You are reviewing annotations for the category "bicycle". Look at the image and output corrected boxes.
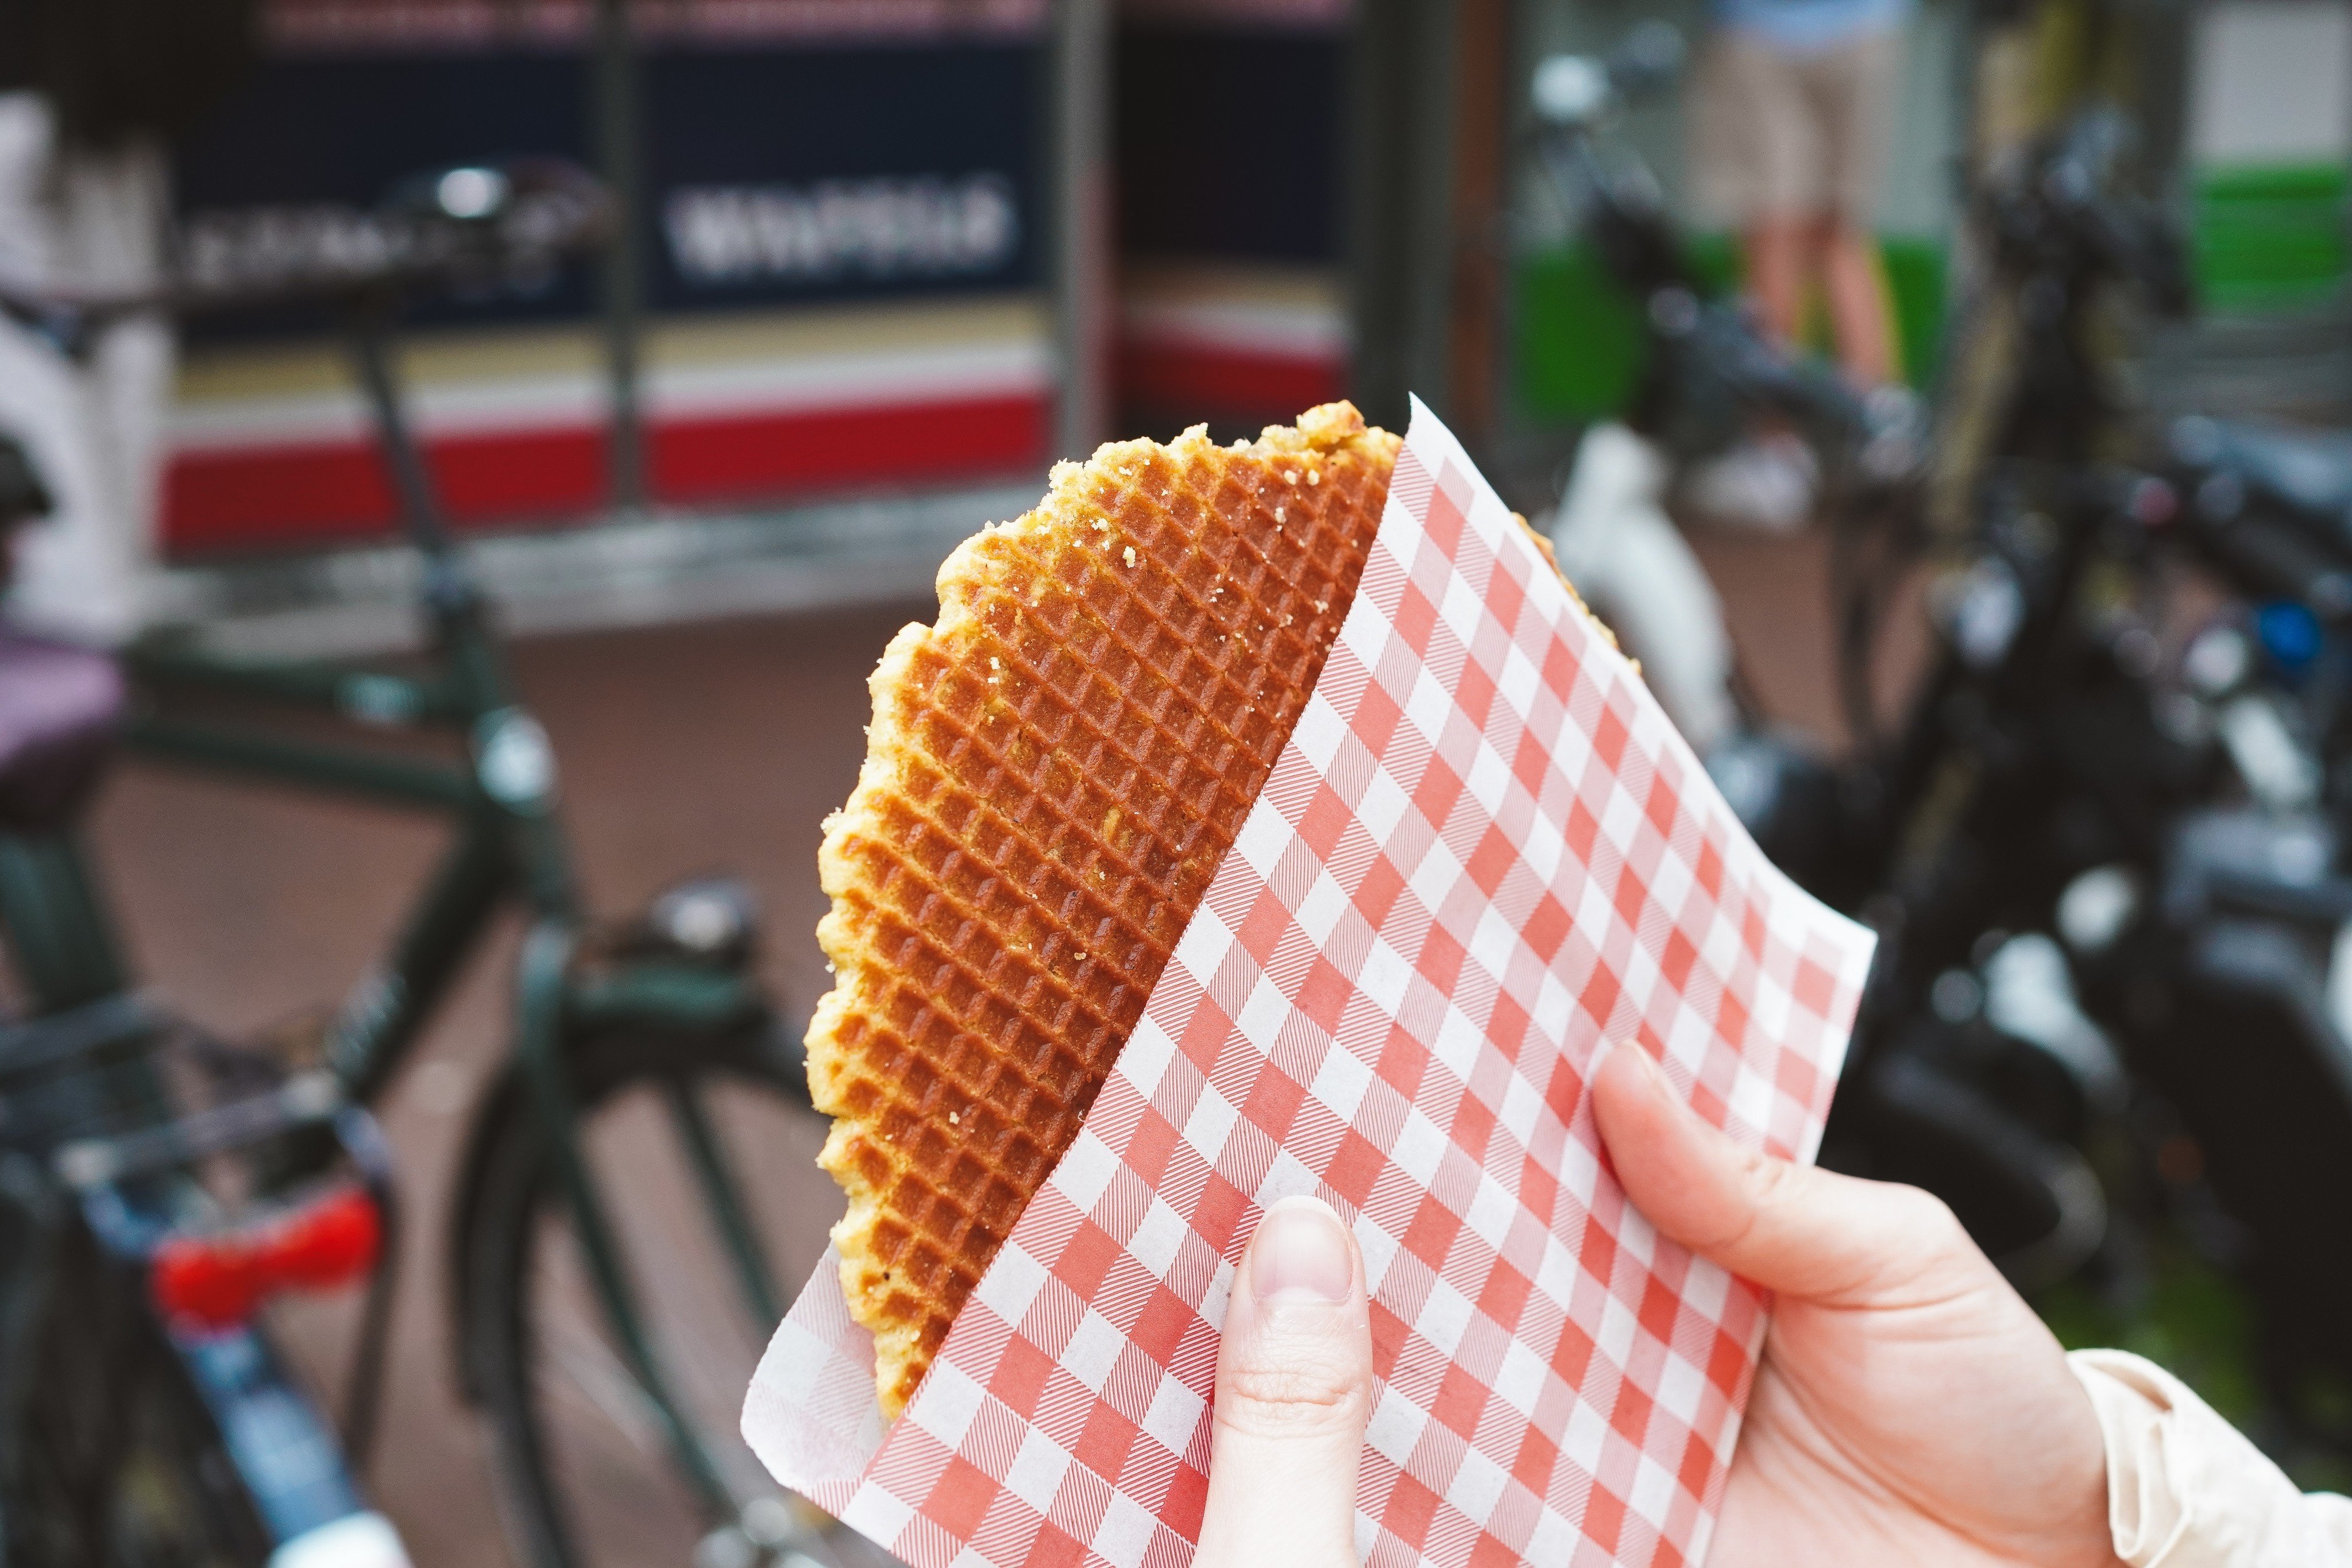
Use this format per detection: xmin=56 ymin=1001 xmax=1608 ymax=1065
xmin=0 ymin=427 xmax=410 ymax=1566
xmin=2 ymin=161 xmax=843 ymax=1568
xmin=1523 ymin=40 xmax=2220 ymax=1301
xmin=2 ymin=999 xmax=410 ymax=1567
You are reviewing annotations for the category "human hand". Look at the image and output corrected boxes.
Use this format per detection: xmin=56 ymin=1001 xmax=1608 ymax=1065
xmin=1592 ymin=1045 xmax=2122 ymax=1567
xmin=1192 ymin=1056 xmax=2123 ymax=1568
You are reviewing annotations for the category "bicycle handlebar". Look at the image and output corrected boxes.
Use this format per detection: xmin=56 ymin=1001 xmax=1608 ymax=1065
xmin=1666 ymin=298 xmax=1926 ymax=484
xmin=1982 ymin=110 xmax=2193 ymax=316
xmin=1687 ymin=306 xmax=1866 ymax=430
xmin=2191 ymin=506 xmax=2352 ymax=620
xmin=1530 ymin=23 xmax=1685 ymax=129
xmin=1530 ymin=32 xmax=1920 ymax=488
xmin=1533 ymin=127 xmax=1694 ymax=298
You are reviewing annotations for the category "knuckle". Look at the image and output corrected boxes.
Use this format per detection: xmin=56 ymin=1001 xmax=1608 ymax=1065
xmin=1216 ymin=1349 xmax=1369 ymax=1443
xmin=1734 ymin=1146 xmax=1807 ymax=1238
xmin=1742 ymin=1147 xmax=1800 ymax=1207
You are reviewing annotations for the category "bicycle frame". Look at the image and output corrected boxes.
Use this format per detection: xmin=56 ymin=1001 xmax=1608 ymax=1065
xmin=0 ymin=295 xmax=786 ymax=1535
xmin=126 ymin=575 xmax=578 ymax=1103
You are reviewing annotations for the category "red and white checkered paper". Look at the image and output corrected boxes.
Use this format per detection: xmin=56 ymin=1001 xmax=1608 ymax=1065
xmin=745 ymin=400 xmax=1874 ymax=1568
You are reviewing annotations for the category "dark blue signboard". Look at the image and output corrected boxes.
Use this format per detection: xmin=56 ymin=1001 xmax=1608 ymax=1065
xmin=175 ymin=40 xmax=1044 ymax=335
xmin=163 ymin=29 xmax=1053 ymax=549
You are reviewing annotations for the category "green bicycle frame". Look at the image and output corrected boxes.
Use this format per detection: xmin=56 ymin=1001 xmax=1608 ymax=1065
xmin=29 ymin=303 xmax=785 ymax=1534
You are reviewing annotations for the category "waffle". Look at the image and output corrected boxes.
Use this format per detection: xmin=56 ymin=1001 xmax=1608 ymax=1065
xmin=807 ymin=403 xmax=1400 ymax=1415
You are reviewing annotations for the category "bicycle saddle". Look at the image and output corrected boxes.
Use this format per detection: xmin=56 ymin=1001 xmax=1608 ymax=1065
xmin=0 ymin=635 xmax=124 ymax=831
xmin=2173 ymin=416 xmax=2352 ymax=543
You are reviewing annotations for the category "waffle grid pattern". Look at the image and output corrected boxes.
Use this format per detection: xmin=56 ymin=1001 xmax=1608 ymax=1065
xmin=750 ymin=401 xmax=1875 ymax=1567
xmin=808 ymin=410 xmax=1400 ymax=1414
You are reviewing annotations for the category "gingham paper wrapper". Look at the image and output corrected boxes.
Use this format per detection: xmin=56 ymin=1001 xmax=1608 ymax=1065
xmin=745 ymin=400 xmax=1875 ymax=1568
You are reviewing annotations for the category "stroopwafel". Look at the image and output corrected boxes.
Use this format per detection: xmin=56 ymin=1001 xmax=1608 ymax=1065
xmin=807 ymin=402 xmax=1399 ymax=1416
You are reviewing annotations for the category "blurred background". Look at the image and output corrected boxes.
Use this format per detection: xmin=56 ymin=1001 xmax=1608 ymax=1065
xmin=6 ymin=0 xmax=2352 ymax=1563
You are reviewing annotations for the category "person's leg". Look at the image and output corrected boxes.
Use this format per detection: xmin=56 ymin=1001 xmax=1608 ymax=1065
xmin=1744 ymin=215 xmax=1813 ymax=347
xmin=1820 ymin=218 xmax=1895 ymax=385
xmin=1692 ymin=30 xmax=1812 ymax=342
xmin=1813 ymin=27 xmax=1904 ymax=385
xmin=1684 ymin=32 xmax=1828 ymax=533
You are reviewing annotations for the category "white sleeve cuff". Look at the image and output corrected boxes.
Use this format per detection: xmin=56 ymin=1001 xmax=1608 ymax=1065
xmin=2069 ymin=1348 xmax=2352 ymax=1565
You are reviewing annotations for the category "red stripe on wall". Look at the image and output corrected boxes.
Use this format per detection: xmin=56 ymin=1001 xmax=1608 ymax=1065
xmin=165 ymin=428 xmax=611 ymax=554
xmin=1115 ymin=338 xmax=1345 ymax=420
xmin=163 ymin=393 xmax=1051 ymax=556
xmin=652 ymin=394 xmax=1045 ymax=505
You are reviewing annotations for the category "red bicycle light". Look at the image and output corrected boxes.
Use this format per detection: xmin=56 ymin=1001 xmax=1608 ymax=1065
xmin=268 ymin=1185 xmax=381 ymax=1290
xmin=150 ymin=1233 xmax=258 ymax=1329
xmin=151 ymin=1185 xmax=383 ymax=1331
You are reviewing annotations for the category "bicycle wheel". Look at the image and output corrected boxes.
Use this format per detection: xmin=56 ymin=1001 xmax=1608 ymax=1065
xmin=456 ymin=1025 xmax=874 ymax=1568
xmin=13 ymin=1216 xmax=271 ymax=1567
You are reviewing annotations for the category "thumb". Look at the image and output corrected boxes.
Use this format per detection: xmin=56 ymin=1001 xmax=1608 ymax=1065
xmin=1195 ymin=1195 xmax=1373 ymax=1568
xmin=1590 ymin=1044 xmax=1973 ymax=1305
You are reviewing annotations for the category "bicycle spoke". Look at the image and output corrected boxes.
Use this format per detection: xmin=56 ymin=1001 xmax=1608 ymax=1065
xmin=474 ymin=1042 xmax=857 ymax=1568
xmin=663 ymin=1076 xmax=784 ymax=1330
xmin=544 ymin=1309 xmax=669 ymax=1458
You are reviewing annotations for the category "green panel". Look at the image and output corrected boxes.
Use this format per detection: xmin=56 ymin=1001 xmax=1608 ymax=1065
xmin=1515 ymin=234 xmax=1947 ymax=421
xmin=1514 ymin=244 xmax=1650 ymax=420
xmin=2193 ymin=161 xmax=2350 ymax=311
xmin=1880 ymin=236 xmax=1947 ymax=389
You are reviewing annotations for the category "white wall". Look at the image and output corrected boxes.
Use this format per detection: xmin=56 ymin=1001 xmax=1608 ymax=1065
xmin=2188 ymin=0 xmax=2352 ymax=167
